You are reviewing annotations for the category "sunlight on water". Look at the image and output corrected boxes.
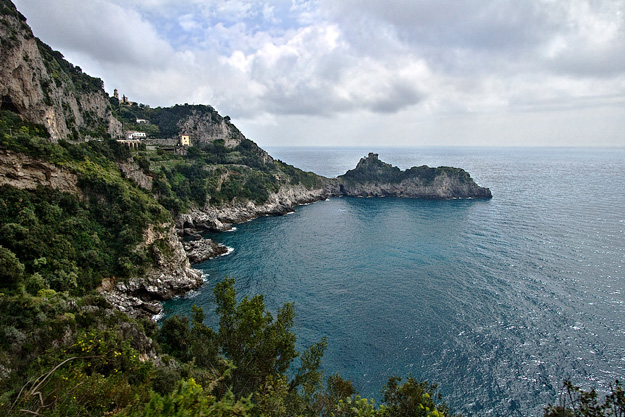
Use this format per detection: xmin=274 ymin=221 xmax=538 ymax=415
xmin=164 ymin=147 xmax=625 ymax=416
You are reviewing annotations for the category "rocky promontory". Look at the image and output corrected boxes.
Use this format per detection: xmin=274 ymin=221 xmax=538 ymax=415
xmin=99 ymin=223 xmax=203 ymax=318
xmin=337 ymin=153 xmax=492 ymax=199
xmin=177 ymin=183 xmax=336 ymax=232
xmin=177 ymin=153 xmax=491 ymax=234
xmin=183 ymin=238 xmax=230 ymax=264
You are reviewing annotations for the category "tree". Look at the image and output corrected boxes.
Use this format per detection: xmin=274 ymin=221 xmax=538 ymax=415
xmin=544 ymin=380 xmax=625 ymax=417
xmin=0 ymin=246 xmax=25 ymax=289
xmin=381 ymin=376 xmax=458 ymax=417
xmin=214 ymin=277 xmax=298 ymax=396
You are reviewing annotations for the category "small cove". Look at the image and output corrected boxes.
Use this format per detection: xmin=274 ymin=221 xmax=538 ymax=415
xmin=164 ymin=147 xmax=625 ymax=416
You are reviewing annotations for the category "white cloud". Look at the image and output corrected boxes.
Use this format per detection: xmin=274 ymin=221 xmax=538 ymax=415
xmin=11 ymin=0 xmax=625 ymax=147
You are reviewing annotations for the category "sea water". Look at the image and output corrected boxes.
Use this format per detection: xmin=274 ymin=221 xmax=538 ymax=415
xmin=163 ymin=147 xmax=625 ymax=416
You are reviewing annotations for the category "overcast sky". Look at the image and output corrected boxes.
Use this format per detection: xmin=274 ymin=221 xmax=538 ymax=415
xmin=13 ymin=0 xmax=625 ymax=147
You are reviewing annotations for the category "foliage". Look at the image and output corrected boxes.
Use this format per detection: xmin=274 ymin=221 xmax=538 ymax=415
xmin=214 ymin=277 xmax=298 ymax=396
xmin=0 ymin=110 xmax=50 ymax=141
xmin=340 ymin=154 xmax=472 ymax=186
xmin=544 ymin=380 xmax=625 ymax=417
xmin=109 ymin=102 xmax=243 ymax=140
xmin=0 ymin=246 xmax=24 ymax=289
xmin=381 ymin=376 xmax=457 ymax=417
xmin=0 ymin=135 xmax=171 ymax=294
xmin=36 ymin=39 xmax=104 ymax=95
xmin=137 ymin=378 xmax=253 ymax=417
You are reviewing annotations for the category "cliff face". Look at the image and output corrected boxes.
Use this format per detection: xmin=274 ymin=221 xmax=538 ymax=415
xmin=176 ymin=154 xmax=491 ymax=233
xmin=178 ymin=108 xmax=245 ymax=148
xmin=0 ymin=148 xmax=79 ymax=193
xmin=0 ymin=1 xmax=122 ymax=141
xmin=100 ymin=223 xmax=203 ymax=318
xmin=338 ymin=153 xmax=492 ymax=199
xmin=177 ymin=183 xmax=336 ymax=232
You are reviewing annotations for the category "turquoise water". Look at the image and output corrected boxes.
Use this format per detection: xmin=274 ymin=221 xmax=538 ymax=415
xmin=164 ymin=147 xmax=625 ymax=416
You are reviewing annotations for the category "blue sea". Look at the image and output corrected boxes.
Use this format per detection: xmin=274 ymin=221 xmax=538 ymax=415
xmin=163 ymin=147 xmax=625 ymax=416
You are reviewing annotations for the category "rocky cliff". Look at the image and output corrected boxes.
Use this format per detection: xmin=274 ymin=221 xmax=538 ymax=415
xmin=338 ymin=153 xmax=492 ymax=199
xmin=0 ymin=148 xmax=79 ymax=193
xmin=100 ymin=223 xmax=203 ymax=318
xmin=176 ymin=154 xmax=491 ymax=233
xmin=177 ymin=183 xmax=336 ymax=232
xmin=0 ymin=1 xmax=122 ymax=141
xmin=177 ymin=107 xmax=245 ymax=148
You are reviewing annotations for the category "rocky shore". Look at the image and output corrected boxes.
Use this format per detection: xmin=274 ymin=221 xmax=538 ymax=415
xmin=99 ymin=224 xmax=203 ymax=318
xmin=101 ymin=154 xmax=492 ymax=319
xmin=177 ymin=184 xmax=336 ymax=233
xmin=183 ymin=238 xmax=230 ymax=264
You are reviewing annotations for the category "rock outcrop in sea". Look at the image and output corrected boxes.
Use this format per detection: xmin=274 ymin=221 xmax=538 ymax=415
xmin=338 ymin=153 xmax=492 ymax=199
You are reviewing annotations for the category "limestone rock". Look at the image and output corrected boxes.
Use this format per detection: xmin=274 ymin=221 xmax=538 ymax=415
xmin=183 ymin=238 xmax=229 ymax=264
xmin=337 ymin=153 xmax=492 ymax=199
xmin=118 ymin=161 xmax=153 ymax=190
xmin=99 ymin=223 xmax=203 ymax=318
xmin=0 ymin=3 xmax=121 ymax=141
xmin=0 ymin=149 xmax=79 ymax=193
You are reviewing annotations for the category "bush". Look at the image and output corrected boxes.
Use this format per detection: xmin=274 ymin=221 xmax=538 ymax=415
xmin=0 ymin=246 xmax=24 ymax=289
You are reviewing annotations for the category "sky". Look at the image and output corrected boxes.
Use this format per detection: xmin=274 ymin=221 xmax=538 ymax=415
xmin=13 ymin=0 xmax=625 ymax=147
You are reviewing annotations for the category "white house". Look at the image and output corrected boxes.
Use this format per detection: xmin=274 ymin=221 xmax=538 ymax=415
xmin=127 ymin=131 xmax=147 ymax=140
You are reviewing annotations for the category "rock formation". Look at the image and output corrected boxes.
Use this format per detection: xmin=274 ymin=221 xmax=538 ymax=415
xmin=337 ymin=153 xmax=492 ymax=199
xmin=99 ymin=223 xmax=203 ymax=318
xmin=177 ymin=107 xmax=245 ymax=148
xmin=183 ymin=238 xmax=230 ymax=264
xmin=0 ymin=149 xmax=79 ymax=193
xmin=0 ymin=1 xmax=121 ymax=141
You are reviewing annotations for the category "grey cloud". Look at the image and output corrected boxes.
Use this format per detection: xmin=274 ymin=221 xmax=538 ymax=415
xmin=14 ymin=0 xmax=173 ymax=66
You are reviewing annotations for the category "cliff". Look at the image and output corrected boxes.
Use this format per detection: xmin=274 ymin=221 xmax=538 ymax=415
xmin=176 ymin=154 xmax=491 ymax=234
xmin=177 ymin=183 xmax=336 ymax=232
xmin=337 ymin=153 xmax=492 ymax=199
xmin=177 ymin=106 xmax=246 ymax=148
xmin=0 ymin=0 xmax=122 ymax=141
xmin=100 ymin=223 xmax=203 ymax=318
xmin=0 ymin=148 xmax=79 ymax=193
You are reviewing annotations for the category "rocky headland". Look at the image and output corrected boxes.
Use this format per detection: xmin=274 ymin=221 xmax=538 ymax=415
xmin=176 ymin=153 xmax=491 ymax=235
xmin=338 ymin=153 xmax=492 ymax=199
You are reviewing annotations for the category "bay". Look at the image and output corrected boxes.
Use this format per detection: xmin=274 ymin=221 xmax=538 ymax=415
xmin=164 ymin=146 xmax=625 ymax=416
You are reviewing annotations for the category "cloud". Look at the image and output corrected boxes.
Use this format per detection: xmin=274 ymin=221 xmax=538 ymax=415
xmin=11 ymin=0 xmax=625 ymax=146
xmin=15 ymin=0 xmax=174 ymax=66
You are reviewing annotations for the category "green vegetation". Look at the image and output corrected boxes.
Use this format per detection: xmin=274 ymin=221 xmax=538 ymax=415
xmin=36 ymin=39 xmax=104 ymax=96
xmin=1 ymin=278 xmax=459 ymax=416
xmin=110 ymin=102 xmax=245 ymax=140
xmin=0 ymin=109 xmax=49 ymax=141
xmin=0 ymin=126 xmax=170 ymax=294
xmin=340 ymin=153 xmax=472 ymax=186
xmin=0 ymin=0 xmax=31 ymax=47
xmin=544 ymin=381 xmax=625 ymax=417
xmin=140 ymin=137 xmax=323 ymax=212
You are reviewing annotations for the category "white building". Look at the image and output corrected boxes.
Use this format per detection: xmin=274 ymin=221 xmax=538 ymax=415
xmin=127 ymin=131 xmax=147 ymax=140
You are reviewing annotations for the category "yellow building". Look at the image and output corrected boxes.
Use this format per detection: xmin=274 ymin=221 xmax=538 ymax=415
xmin=180 ymin=135 xmax=190 ymax=146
